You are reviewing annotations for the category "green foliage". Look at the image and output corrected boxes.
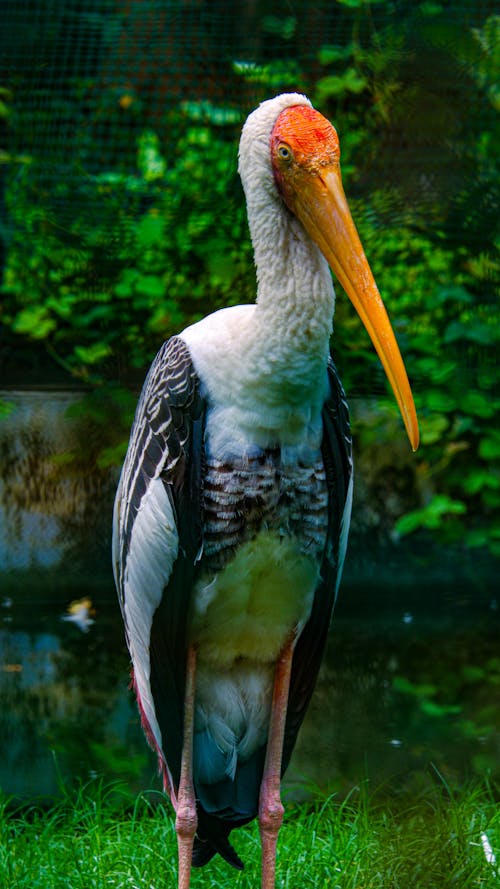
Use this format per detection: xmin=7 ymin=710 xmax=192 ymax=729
xmin=1 ymin=4 xmax=498 ymax=556
xmin=1 ymin=107 xmax=253 ymax=383
xmin=0 ymin=87 xmax=13 ymax=120
xmin=314 ymin=8 xmax=499 ymax=557
xmin=471 ymin=15 xmax=500 ymax=110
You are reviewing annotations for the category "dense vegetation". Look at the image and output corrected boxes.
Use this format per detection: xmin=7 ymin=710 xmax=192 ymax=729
xmin=0 ymin=1 xmax=498 ymax=554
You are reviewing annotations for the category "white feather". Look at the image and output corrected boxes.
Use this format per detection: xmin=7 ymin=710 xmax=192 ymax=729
xmin=194 ymin=662 xmax=273 ymax=781
xmin=181 ymin=96 xmax=336 ymax=455
xmin=122 ymin=477 xmax=178 ymax=751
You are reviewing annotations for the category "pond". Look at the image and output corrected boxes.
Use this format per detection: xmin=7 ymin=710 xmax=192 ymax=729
xmin=0 ymin=574 xmax=498 ymax=803
xmin=0 ymin=389 xmax=498 ymax=803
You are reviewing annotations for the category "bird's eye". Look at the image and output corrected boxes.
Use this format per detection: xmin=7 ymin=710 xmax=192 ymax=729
xmin=278 ymin=144 xmax=292 ymax=161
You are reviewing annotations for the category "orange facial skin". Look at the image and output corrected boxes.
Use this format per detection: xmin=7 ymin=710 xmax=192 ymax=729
xmin=271 ymin=106 xmax=340 ymax=208
xmin=272 ymin=105 xmax=340 ymax=168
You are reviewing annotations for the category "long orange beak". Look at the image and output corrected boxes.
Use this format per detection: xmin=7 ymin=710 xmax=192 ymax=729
xmin=291 ymin=163 xmax=419 ymax=451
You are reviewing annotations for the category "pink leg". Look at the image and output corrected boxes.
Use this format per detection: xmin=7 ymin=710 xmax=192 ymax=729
xmin=175 ymin=644 xmax=198 ymax=889
xmin=259 ymin=633 xmax=296 ymax=889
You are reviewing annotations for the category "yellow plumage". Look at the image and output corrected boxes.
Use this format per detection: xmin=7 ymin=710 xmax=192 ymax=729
xmin=190 ymin=531 xmax=318 ymax=667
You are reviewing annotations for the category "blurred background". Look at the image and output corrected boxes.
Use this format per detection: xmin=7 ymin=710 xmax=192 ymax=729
xmin=0 ymin=0 xmax=498 ymax=803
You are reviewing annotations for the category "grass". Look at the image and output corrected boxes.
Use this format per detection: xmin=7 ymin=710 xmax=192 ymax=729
xmin=0 ymin=778 xmax=498 ymax=888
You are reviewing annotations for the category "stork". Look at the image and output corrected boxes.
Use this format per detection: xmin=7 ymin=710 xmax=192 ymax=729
xmin=112 ymin=93 xmax=419 ymax=889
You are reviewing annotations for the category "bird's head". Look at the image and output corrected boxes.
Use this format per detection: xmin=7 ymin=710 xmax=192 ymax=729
xmin=239 ymin=94 xmax=419 ymax=451
xmin=268 ymin=100 xmax=419 ymax=451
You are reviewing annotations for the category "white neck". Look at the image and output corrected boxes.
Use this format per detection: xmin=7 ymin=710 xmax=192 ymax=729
xmin=251 ymin=194 xmax=335 ymax=351
xmin=239 ymin=95 xmax=335 ymax=403
xmin=182 ymin=94 xmax=337 ymax=453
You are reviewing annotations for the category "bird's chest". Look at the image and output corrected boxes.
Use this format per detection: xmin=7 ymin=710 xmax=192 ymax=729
xmin=189 ymin=444 xmax=328 ymax=666
xmin=202 ymin=447 xmax=328 ymax=572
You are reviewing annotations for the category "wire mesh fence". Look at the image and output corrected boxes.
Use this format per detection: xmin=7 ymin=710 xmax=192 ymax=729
xmin=0 ymin=0 xmax=498 ymax=479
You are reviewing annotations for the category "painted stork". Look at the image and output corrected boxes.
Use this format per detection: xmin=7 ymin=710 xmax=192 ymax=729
xmin=112 ymin=93 xmax=419 ymax=888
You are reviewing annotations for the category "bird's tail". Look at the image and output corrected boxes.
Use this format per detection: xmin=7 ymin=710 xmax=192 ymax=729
xmin=192 ymin=810 xmax=245 ymax=871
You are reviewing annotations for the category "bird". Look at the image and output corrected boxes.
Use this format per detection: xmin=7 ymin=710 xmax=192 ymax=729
xmin=112 ymin=92 xmax=419 ymax=889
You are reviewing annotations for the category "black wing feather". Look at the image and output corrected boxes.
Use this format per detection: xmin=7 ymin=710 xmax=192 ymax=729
xmin=149 ymin=396 xmax=205 ymax=788
xmin=114 ymin=335 xmax=205 ymax=785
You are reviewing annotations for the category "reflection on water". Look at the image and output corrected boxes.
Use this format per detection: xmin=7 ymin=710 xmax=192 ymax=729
xmin=0 ymin=580 xmax=498 ymax=802
xmin=0 ymin=593 xmax=149 ymax=800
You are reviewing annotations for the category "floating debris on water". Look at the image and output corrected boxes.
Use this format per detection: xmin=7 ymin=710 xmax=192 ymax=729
xmin=61 ymin=597 xmax=95 ymax=633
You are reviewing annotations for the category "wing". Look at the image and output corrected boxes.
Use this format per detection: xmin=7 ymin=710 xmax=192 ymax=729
xmin=282 ymin=357 xmax=353 ymax=773
xmin=112 ymin=335 xmax=205 ymax=787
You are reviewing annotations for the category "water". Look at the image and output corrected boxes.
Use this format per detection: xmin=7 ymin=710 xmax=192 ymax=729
xmin=0 ymin=389 xmax=498 ymax=801
xmin=0 ymin=577 xmax=498 ymax=802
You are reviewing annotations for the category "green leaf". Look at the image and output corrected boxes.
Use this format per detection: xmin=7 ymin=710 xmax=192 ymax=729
xmin=419 ymin=2 xmax=444 ymax=15
xmin=180 ymin=100 xmax=242 ymax=126
xmin=316 ymin=68 xmax=368 ymax=100
xmin=460 ymin=391 xmax=496 ymax=419
xmin=318 ymin=44 xmax=355 ymax=66
xmin=13 ymin=306 xmax=56 ymax=339
xmin=420 ymin=413 xmax=449 ymax=445
xmin=392 ymin=677 xmax=437 ymax=697
xmin=392 ymin=676 xmax=417 ymax=695
xmin=479 ymin=432 xmax=500 ymax=460
xmin=137 ymin=131 xmax=166 ymax=181
xmin=444 ymin=319 xmax=497 ymax=345
xmin=414 ymin=357 xmax=455 ymax=383
xmin=395 ymin=495 xmax=467 ymax=536
xmin=422 ymin=390 xmax=457 ymax=413
xmin=73 ymin=305 xmax=113 ymax=328
xmin=420 ymin=700 xmax=461 ymax=717
xmin=462 ymin=469 xmax=500 ymax=495
xmin=73 ymin=342 xmax=112 ymax=365
xmin=136 ymin=214 xmax=166 ymax=248
xmin=114 ymin=269 xmax=139 ymax=299
xmin=135 ymin=275 xmax=166 ymax=299
xmin=261 ymin=15 xmax=297 ymax=40
xmin=46 ymin=293 xmax=78 ymax=319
